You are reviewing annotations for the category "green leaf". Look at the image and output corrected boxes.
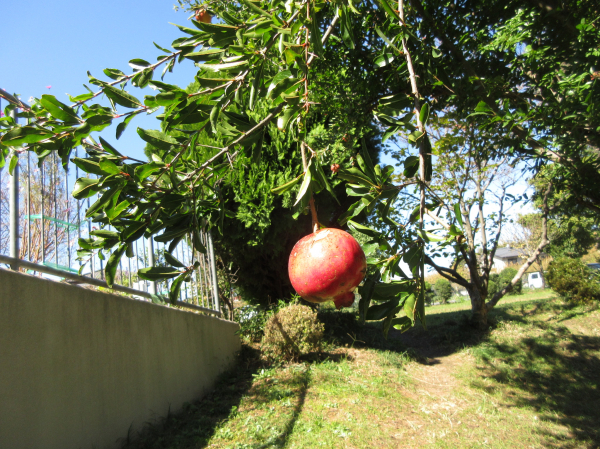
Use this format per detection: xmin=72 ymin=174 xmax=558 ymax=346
xmin=277 ymin=105 xmax=302 ymax=131
xmin=164 ymin=251 xmax=185 ymax=268
xmin=309 ymin=12 xmax=323 ymax=57
xmin=392 ymin=316 xmax=412 ymax=332
xmin=294 ymin=166 xmax=312 ymax=206
xmin=105 ymin=243 xmax=127 ymax=288
xmin=169 ymin=274 xmax=186 ymax=305
xmin=134 ymin=161 xmax=166 ymax=181
xmin=347 ymin=220 xmax=381 ymax=238
xmin=137 ymin=128 xmax=179 ymax=151
xmin=337 ymin=200 xmax=366 ymax=226
xmin=454 ymin=203 xmax=463 ymax=229
xmin=90 ymin=229 xmax=120 ymax=239
xmin=138 ymin=266 xmax=182 ymax=281
xmin=129 ymin=58 xmax=151 ymax=70
xmin=419 ymin=103 xmax=430 ymax=126
xmin=86 ymin=114 xmax=113 ymax=132
xmin=0 ymin=126 xmax=52 ymax=147
xmin=103 ymin=85 xmax=143 ymax=109
xmin=314 ymin=163 xmax=339 ymax=205
xmin=185 ymin=49 xmax=227 ymax=62
xmin=271 ymin=173 xmax=303 ymax=194
xmin=85 ymin=186 xmax=121 ymax=218
xmin=403 ymin=156 xmax=419 ymax=178
xmin=99 ymin=137 xmax=123 ymax=157
xmin=403 ymin=293 xmax=417 ymax=322
xmin=249 ymin=62 xmax=264 ymax=110
xmin=202 ymin=60 xmax=249 ymax=72
xmin=116 ymin=113 xmax=136 ymax=140
xmin=374 ymin=26 xmax=402 ymax=54
xmin=336 ymin=167 xmax=376 ymax=187
xmin=72 ymin=177 xmax=100 ymax=199
xmin=192 ymin=230 xmax=207 ymax=254
xmin=366 ymin=299 xmax=399 ymax=321
xmin=358 ymin=272 xmax=380 ymax=325
xmin=374 ymin=52 xmax=395 ymax=68
xmin=339 ymin=4 xmax=355 ymax=50
xmin=71 ymin=158 xmax=107 ymax=176
xmin=99 ymin=159 xmax=121 ymax=175
xmin=373 ymin=281 xmax=413 ymax=299
xmin=8 ymin=153 xmax=18 ymax=175
xmin=121 ymin=221 xmax=147 ymax=243
xmin=240 ymin=0 xmax=272 ymax=18
xmin=357 ymin=142 xmax=377 ymax=183
xmin=104 ymin=68 xmax=126 ymax=80
xmin=40 ymin=95 xmax=80 ymax=124
xmin=107 ymin=199 xmax=130 ymax=221
xmin=376 ymin=0 xmax=400 ymax=20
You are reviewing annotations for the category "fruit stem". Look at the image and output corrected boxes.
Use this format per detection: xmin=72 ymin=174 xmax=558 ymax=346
xmin=300 ymin=141 xmax=320 ymax=233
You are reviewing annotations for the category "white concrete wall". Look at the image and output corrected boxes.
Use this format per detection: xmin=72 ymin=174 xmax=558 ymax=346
xmin=0 ymin=268 xmax=240 ymax=449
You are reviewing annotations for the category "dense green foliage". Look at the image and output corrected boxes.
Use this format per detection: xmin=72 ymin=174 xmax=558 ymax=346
xmin=498 ymin=267 xmax=523 ymax=296
xmin=433 ymin=278 xmax=452 ymax=304
xmin=1 ymin=0 xmax=598 ymax=329
xmin=261 ymin=303 xmax=324 ymax=361
xmin=547 ymin=257 xmax=600 ymax=303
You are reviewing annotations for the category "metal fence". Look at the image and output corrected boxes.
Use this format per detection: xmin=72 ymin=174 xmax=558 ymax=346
xmin=0 ymin=110 xmax=221 ymax=316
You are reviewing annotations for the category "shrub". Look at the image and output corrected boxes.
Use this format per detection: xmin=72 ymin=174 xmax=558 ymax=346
xmin=424 ymin=281 xmax=435 ymax=305
xmin=433 ymin=278 xmax=453 ymax=304
xmin=546 ymin=257 xmax=600 ymax=303
xmin=235 ymin=304 xmax=269 ymax=343
xmin=488 ymin=280 xmax=498 ymax=298
xmin=261 ymin=304 xmax=324 ymax=362
xmin=498 ymin=267 xmax=522 ymax=295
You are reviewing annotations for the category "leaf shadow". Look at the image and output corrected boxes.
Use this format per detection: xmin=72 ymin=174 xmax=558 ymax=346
xmin=473 ymin=328 xmax=600 ymax=447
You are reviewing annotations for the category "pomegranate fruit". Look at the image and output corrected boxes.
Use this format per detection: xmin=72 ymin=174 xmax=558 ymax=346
xmin=195 ymin=9 xmax=212 ymax=23
xmin=288 ymin=228 xmax=367 ymax=309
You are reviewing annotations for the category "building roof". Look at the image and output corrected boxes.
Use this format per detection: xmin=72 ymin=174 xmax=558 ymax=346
xmin=494 ymin=247 xmax=524 ymax=259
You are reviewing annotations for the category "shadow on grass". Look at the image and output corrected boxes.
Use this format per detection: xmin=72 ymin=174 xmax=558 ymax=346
xmin=472 ymin=325 xmax=600 ymax=448
xmin=120 ymin=343 xmax=348 ymax=448
xmin=251 ymin=367 xmax=311 ymax=449
xmin=120 ymin=345 xmax=263 ymax=449
xmin=317 ymin=298 xmax=597 ymax=365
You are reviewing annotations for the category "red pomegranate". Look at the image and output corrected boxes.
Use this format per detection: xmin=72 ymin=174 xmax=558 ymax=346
xmin=195 ymin=9 xmax=212 ymax=23
xmin=288 ymin=228 xmax=367 ymax=309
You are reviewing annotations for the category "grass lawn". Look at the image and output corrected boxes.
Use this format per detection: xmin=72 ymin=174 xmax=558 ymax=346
xmin=123 ymin=290 xmax=600 ymax=449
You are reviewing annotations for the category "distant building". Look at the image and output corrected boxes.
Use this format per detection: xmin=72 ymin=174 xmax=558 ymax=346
xmin=492 ymin=247 xmax=525 ymax=271
xmin=492 ymin=247 xmax=548 ymax=289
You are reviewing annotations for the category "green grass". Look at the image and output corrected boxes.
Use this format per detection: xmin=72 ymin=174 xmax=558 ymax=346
xmin=122 ymin=291 xmax=600 ymax=449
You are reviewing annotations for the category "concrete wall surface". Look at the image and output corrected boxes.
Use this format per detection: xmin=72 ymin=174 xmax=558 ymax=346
xmin=0 ymin=268 xmax=240 ymax=449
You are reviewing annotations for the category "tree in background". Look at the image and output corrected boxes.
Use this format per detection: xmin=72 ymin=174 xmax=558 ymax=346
xmin=0 ymin=156 xmax=78 ymax=268
xmin=398 ymin=115 xmax=550 ymax=327
xmin=433 ymin=278 xmax=452 ymax=304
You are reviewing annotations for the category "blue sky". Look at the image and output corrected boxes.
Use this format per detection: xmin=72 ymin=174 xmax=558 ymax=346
xmin=2 ymin=0 xmax=199 ymax=161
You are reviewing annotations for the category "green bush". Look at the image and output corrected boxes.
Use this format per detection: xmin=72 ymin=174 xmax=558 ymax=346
xmin=235 ymin=304 xmax=270 ymax=343
xmin=424 ymin=281 xmax=435 ymax=305
xmin=498 ymin=267 xmax=522 ymax=295
xmin=433 ymin=278 xmax=453 ymax=304
xmin=488 ymin=280 xmax=498 ymax=298
xmin=261 ymin=304 xmax=325 ymax=362
xmin=546 ymin=257 xmax=600 ymax=303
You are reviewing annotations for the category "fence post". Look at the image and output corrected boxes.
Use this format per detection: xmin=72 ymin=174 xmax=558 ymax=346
xmin=207 ymin=230 xmax=220 ymax=314
xmin=147 ymin=237 xmax=157 ymax=295
xmin=9 ymin=109 xmax=19 ymax=270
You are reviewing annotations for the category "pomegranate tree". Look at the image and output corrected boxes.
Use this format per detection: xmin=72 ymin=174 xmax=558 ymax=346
xmin=288 ymin=228 xmax=367 ymax=309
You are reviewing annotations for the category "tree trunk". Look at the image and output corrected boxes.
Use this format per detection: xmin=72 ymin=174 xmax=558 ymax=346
xmin=468 ymin=288 xmax=489 ymax=329
xmin=536 ymin=256 xmax=547 ymax=289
